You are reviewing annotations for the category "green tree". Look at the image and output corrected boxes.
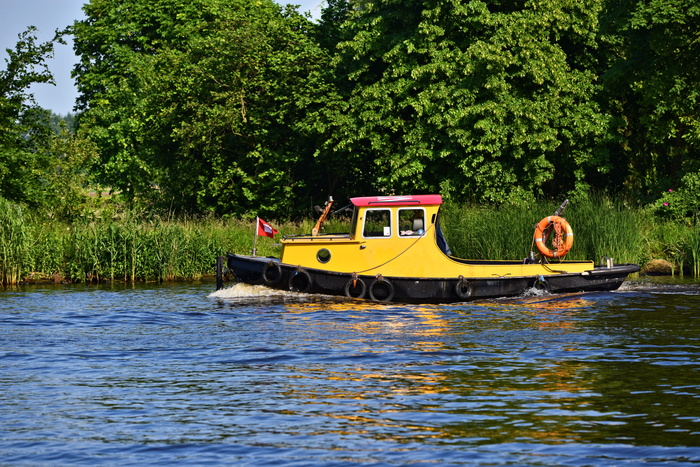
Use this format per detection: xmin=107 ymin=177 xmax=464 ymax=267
xmin=319 ymin=0 xmax=614 ymax=203
xmin=73 ymin=0 xmax=333 ymax=216
xmin=601 ymin=0 xmax=700 ymax=200
xmin=314 ymin=0 xmax=353 ymax=52
xmin=72 ymin=0 xmax=212 ymax=203
xmin=41 ymin=124 xmax=100 ymax=220
xmin=49 ymin=111 xmax=76 ymax=134
xmin=0 ymin=27 xmax=62 ymax=205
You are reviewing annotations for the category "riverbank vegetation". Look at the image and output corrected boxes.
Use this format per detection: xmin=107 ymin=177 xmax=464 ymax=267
xmin=2 ymin=195 xmax=699 ymax=285
xmin=1 ymin=0 xmax=699 ymax=283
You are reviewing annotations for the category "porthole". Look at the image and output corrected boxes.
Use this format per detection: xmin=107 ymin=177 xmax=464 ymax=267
xmin=317 ymin=248 xmax=331 ymax=263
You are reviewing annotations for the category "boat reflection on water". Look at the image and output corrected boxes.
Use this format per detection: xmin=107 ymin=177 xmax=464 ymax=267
xmin=211 ymin=282 xmax=596 ymax=333
xmin=207 ymin=283 xmax=700 ymax=449
xmin=211 ymin=282 xmax=603 ymax=440
xmin=211 ymin=285 xmax=612 ymax=444
xmin=495 ymin=293 xmax=596 ymax=331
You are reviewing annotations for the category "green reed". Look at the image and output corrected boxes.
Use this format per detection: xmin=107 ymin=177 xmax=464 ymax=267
xmin=561 ymin=194 xmax=650 ymax=265
xmin=440 ymin=201 xmax=538 ymax=261
xmin=689 ymin=222 xmax=700 ymax=277
xmin=2 ymin=207 xmax=278 ymax=284
xmin=0 ymin=197 xmax=28 ymax=285
xmin=655 ymin=219 xmax=700 ymax=276
xmin=441 ymin=195 xmax=650 ymax=266
xmin=4 ymin=194 xmax=700 ymax=284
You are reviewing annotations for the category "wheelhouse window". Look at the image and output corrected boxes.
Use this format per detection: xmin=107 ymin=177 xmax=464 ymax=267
xmin=399 ymin=208 xmax=426 ymax=237
xmin=363 ymin=209 xmax=392 ymax=238
xmin=350 ymin=206 xmax=358 ymax=238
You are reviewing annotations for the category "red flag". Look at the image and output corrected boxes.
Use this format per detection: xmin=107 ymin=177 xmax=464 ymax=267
xmin=257 ymin=217 xmax=278 ymax=238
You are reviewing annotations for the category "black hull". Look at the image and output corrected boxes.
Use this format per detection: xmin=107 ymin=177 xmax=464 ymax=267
xmin=221 ymin=254 xmax=640 ymax=303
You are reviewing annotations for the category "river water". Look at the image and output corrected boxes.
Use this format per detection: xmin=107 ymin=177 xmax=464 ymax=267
xmin=2 ymin=279 xmax=700 ymax=465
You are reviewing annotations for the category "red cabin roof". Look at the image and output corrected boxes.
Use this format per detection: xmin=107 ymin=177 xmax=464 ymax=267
xmin=350 ymin=195 xmax=443 ymax=207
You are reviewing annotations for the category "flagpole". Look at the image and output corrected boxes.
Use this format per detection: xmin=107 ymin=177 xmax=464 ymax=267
xmin=252 ymin=216 xmax=259 ymax=256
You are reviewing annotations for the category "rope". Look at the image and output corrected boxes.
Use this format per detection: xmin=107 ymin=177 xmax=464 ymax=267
xmin=541 ymin=262 xmax=569 ymax=274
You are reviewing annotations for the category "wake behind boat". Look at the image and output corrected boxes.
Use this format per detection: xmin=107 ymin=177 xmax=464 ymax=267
xmin=216 ymin=195 xmax=639 ymax=303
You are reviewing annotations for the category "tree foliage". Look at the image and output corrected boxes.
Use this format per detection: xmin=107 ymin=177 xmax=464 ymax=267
xmin=72 ymin=0 xmax=334 ymax=216
xmin=68 ymin=0 xmax=700 ymax=217
xmin=317 ymin=0 xmax=614 ymax=203
xmin=0 ymin=27 xmax=64 ymax=206
xmin=601 ymin=0 xmax=700 ymax=199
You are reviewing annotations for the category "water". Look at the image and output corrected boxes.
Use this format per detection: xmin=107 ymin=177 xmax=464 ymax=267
xmin=2 ymin=279 xmax=700 ymax=465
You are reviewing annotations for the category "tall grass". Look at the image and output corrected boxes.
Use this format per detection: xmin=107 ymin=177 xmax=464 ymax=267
xmin=688 ymin=222 xmax=700 ymax=277
xmin=651 ymin=218 xmax=700 ymax=276
xmin=0 ymin=197 xmax=28 ymax=284
xmin=561 ymin=194 xmax=650 ymax=265
xmin=3 ymin=194 xmax=700 ymax=284
xmin=2 ymin=205 xmax=281 ymax=284
xmin=440 ymin=201 xmax=538 ymax=261
xmin=441 ymin=195 xmax=651 ymax=266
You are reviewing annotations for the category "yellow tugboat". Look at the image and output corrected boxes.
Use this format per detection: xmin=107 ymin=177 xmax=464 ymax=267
xmin=218 ymin=195 xmax=639 ymax=303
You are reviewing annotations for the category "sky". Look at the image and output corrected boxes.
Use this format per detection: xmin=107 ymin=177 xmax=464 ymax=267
xmin=0 ymin=0 xmax=323 ymax=116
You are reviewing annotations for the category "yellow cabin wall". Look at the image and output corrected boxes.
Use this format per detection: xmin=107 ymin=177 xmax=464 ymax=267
xmin=280 ymin=204 xmax=594 ymax=278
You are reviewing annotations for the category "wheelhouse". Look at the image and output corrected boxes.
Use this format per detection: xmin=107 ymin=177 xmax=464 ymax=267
xmin=349 ymin=195 xmax=443 ymax=241
xmin=279 ymin=195 xmax=451 ymax=274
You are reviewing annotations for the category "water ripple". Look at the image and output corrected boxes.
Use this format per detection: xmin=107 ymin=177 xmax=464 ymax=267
xmin=2 ymin=282 xmax=700 ymax=464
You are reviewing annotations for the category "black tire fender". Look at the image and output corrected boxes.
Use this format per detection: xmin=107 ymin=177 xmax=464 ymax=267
xmin=368 ymin=277 xmax=395 ymax=302
xmin=261 ymin=261 xmax=283 ymax=286
xmin=288 ymin=268 xmax=313 ymax=293
xmin=455 ymin=275 xmax=472 ymax=300
xmin=344 ymin=278 xmax=366 ymax=299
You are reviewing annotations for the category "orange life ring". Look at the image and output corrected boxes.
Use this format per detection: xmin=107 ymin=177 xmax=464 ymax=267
xmin=533 ymin=216 xmax=574 ymax=259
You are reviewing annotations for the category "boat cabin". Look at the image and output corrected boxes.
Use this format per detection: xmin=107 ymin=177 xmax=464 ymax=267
xmin=280 ymin=195 xmax=447 ymax=276
xmin=280 ymin=194 xmax=594 ymax=279
xmin=348 ymin=194 xmax=442 ymax=237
